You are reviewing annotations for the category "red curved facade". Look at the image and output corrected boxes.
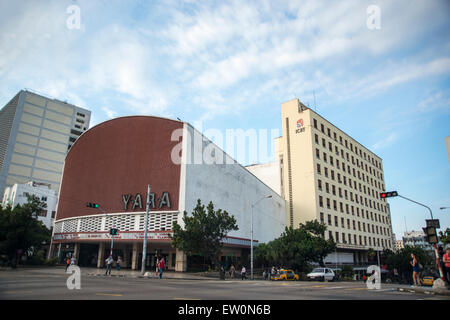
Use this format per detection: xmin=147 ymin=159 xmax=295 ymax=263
xmin=56 ymin=116 xmax=183 ymax=220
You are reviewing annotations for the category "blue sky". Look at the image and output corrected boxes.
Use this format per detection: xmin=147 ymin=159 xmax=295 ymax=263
xmin=0 ymin=0 xmax=449 ymax=239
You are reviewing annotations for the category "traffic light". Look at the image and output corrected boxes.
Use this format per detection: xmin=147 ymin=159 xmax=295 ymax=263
xmin=110 ymin=228 xmax=118 ymax=236
xmin=380 ymin=191 xmax=398 ymax=199
xmin=422 ymin=226 xmax=438 ymax=244
xmin=86 ymin=203 xmax=99 ymax=208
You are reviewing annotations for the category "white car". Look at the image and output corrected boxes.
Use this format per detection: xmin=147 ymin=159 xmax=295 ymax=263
xmin=307 ymin=268 xmax=335 ymax=281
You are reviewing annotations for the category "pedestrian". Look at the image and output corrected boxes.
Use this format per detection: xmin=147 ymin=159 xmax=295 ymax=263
xmin=229 ymin=264 xmax=235 ymax=279
xmin=105 ymin=255 xmax=114 ymax=276
xmin=70 ymin=256 xmax=76 ymax=266
xmin=241 ymin=266 xmax=247 ymax=280
xmin=263 ymin=269 xmax=266 ymax=280
xmin=443 ymin=247 xmax=450 ymax=284
xmin=65 ymin=257 xmax=71 ymax=272
xmin=158 ymin=257 xmax=165 ymax=279
xmin=410 ymin=253 xmax=422 ymax=287
xmin=116 ymin=256 xmax=122 ymax=272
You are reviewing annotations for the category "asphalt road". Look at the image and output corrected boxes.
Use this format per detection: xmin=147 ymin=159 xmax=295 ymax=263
xmin=0 ymin=267 xmax=448 ymax=301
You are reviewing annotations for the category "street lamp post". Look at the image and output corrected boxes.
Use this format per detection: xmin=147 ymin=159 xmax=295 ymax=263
xmin=251 ymin=195 xmax=272 ymax=280
xmin=141 ymin=184 xmax=151 ymax=275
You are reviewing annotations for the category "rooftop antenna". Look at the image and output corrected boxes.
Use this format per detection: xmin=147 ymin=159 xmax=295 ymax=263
xmin=404 ymin=216 xmax=408 ymax=233
xmin=313 ymin=90 xmax=317 ymax=112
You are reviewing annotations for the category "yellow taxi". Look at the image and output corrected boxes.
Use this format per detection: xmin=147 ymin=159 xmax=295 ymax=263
xmin=422 ymin=276 xmax=435 ymax=286
xmin=270 ymin=269 xmax=299 ymax=281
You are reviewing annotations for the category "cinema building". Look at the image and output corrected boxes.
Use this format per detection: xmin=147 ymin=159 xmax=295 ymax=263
xmin=49 ymin=116 xmax=286 ymax=271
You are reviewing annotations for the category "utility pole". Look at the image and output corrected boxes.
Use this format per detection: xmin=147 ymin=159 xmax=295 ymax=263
xmin=383 ymin=192 xmax=445 ymax=282
xmin=251 ymin=195 xmax=272 ymax=280
xmin=141 ymin=185 xmax=151 ymax=275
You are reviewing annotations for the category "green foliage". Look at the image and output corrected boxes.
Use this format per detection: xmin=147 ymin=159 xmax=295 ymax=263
xmin=254 ymin=220 xmax=336 ymax=272
xmin=439 ymin=228 xmax=450 ymax=245
xmin=383 ymin=246 xmax=432 ymax=281
xmin=340 ymin=265 xmax=354 ymax=278
xmin=171 ymin=199 xmax=239 ymax=268
xmin=0 ymin=195 xmax=51 ymax=267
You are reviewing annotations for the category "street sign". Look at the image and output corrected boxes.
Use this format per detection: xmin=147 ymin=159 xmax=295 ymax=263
xmin=423 ymin=226 xmax=438 ymax=244
xmin=426 ymin=219 xmax=440 ymax=229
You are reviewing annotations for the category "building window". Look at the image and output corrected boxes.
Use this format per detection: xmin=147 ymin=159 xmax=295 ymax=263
xmin=38 ymin=210 xmax=47 ymax=217
xmin=313 ymin=118 xmax=318 ymax=129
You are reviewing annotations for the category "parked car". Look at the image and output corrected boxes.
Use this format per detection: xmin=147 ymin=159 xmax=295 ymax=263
xmin=270 ymin=269 xmax=299 ymax=281
xmin=307 ymin=267 xmax=335 ymax=281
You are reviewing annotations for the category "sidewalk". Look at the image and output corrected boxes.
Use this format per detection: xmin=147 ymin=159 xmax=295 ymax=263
xmin=394 ymin=283 xmax=450 ymax=297
xmin=83 ymin=267 xmax=215 ymax=280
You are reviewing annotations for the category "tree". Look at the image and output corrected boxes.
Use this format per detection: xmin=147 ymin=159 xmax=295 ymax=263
xmin=171 ymin=199 xmax=239 ymax=270
xmin=439 ymin=228 xmax=450 ymax=245
xmin=254 ymin=220 xmax=336 ymax=272
xmin=384 ymin=246 xmax=432 ymax=283
xmin=0 ymin=195 xmax=51 ymax=268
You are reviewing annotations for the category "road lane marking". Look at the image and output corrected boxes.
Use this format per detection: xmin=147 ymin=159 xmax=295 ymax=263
xmin=344 ymin=287 xmax=367 ymax=291
xmin=2 ymin=290 xmax=33 ymax=294
xmin=96 ymin=293 xmax=123 ymax=297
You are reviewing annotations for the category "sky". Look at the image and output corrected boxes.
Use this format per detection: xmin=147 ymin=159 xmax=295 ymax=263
xmin=0 ymin=0 xmax=449 ymax=240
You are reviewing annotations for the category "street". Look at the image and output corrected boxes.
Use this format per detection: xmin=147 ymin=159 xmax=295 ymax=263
xmin=0 ymin=267 xmax=448 ymax=300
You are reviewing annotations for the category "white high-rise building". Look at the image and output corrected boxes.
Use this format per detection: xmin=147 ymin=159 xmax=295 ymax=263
xmin=0 ymin=90 xmax=91 ymax=196
xmin=249 ymin=98 xmax=394 ymax=266
xmin=2 ymin=181 xmax=58 ymax=229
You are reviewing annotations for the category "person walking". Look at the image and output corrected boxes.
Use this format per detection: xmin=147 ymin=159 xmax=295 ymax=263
xmin=229 ymin=264 xmax=235 ymax=279
xmin=65 ymin=257 xmax=71 ymax=272
xmin=158 ymin=257 xmax=165 ymax=279
xmin=116 ymin=256 xmax=122 ymax=272
xmin=241 ymin=266 xmax=247 ymax=280
xmin=105 ymin=255 xmax=114 ymax=276
xmin=410 ymin=253 xmax=422 ymax=287
xmin=443 ymin=247 xmax=450 ymax=284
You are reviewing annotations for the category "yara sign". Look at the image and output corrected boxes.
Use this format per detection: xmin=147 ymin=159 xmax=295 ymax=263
xmin=122 ymin=192 xmax=171 ymax=211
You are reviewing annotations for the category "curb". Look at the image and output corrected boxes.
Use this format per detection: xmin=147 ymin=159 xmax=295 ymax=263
xmin=397 ymin=287 xmax=450 ymax=297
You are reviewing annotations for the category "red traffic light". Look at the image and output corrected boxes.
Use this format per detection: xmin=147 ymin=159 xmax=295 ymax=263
xmin=380 ymin=191 xmax=398 ymax=199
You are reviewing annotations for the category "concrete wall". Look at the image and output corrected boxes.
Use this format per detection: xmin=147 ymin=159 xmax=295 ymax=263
xmin=181 ymin=124 xmax=286 ymax=244
xmin=245 ymin=161 xmax=281 ymax=196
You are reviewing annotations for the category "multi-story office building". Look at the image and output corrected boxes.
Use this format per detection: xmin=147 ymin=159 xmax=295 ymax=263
xmin=0 ymin=90 xmax=91 ymax=196
xmin=402 ymin=230 xmax=437 ymax=254
xmin=250 ymin=98 xmax=394 ymax=266
xmin=2 ymin=181 xmax=58 ymax=230
xmin=394 ymin=239 xmax=404 ymax=252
